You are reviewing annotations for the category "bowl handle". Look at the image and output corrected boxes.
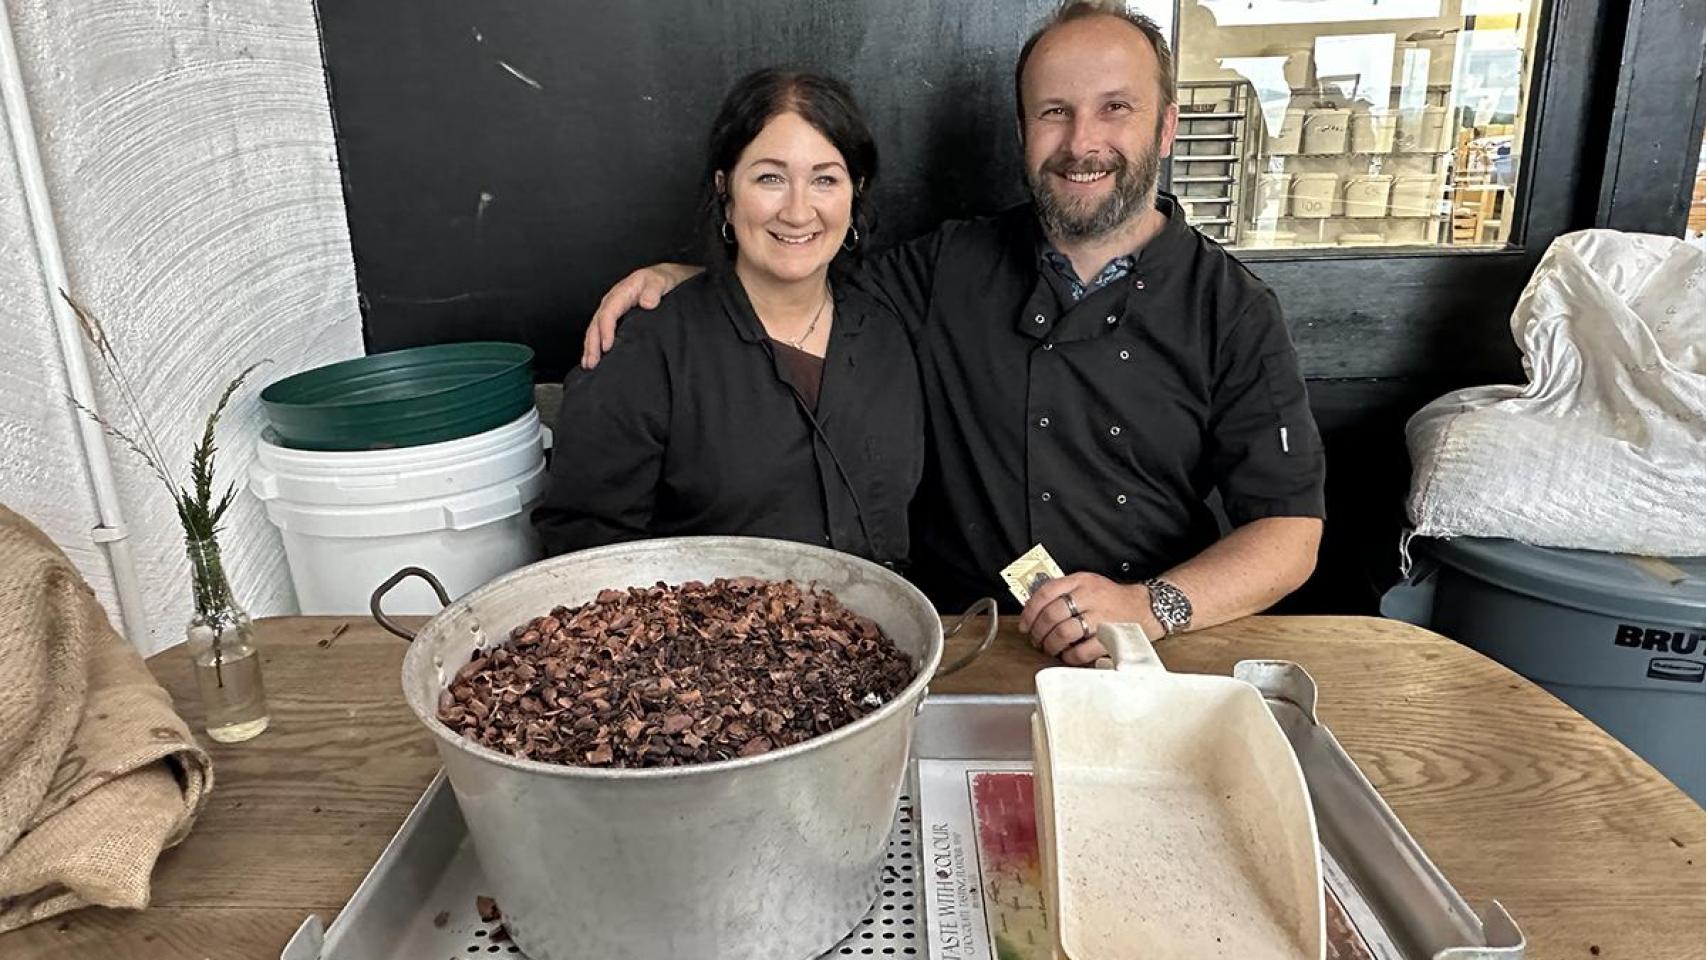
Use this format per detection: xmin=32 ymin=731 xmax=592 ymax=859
xmin=369 ymin=566 xmax=451 ymax=642
xmin=936 ymin=597 xmax=999 ymax=678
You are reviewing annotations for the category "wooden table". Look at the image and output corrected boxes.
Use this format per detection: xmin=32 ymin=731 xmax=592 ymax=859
xmin=3 ymin=615 xmax=1702 ymax=960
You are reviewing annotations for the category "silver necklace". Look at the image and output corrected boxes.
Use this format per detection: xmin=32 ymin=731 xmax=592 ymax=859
xmin=777 ymin=282 xmax=831 ymax=350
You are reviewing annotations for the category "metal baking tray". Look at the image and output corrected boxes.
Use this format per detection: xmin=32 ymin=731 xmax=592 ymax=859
xmin=282 ymin=662 xmax=1523 ymax=960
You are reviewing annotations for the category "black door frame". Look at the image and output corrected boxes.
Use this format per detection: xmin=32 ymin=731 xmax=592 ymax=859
xmin=1595 ymin=0 xmax=1706 ymax=235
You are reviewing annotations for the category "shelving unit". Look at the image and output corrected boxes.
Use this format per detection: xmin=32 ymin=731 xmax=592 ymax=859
xmin=1172 ymin=80 xmax=1258 ymax=246
xmin=1244 ymin=81 xmax=1459 ymax=248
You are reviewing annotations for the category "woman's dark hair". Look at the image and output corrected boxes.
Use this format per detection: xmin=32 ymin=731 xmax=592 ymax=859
xmin=702 ymin=68 xmax=878 ymax=265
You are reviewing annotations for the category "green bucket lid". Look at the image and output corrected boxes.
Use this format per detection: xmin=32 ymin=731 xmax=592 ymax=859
xmin=260 ymin=342 xmax=535 ymax=451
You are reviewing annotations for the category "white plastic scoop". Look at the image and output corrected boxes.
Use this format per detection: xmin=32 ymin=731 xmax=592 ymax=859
xmin=1032 ymin=622 xmax=1324 ymax=960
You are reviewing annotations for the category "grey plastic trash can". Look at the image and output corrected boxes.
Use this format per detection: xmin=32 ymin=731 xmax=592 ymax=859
xmin=1385 ymin=537 xmax=1706 ymax=806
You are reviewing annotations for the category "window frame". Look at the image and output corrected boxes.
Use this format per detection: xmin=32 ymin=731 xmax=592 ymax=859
xmin=1162 ymin=0 xmax=1609 ymax=382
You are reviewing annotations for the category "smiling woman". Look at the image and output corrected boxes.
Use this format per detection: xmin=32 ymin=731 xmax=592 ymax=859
xmin=532 ymin=69 xmax=924 ymax=570
xmin=716 ymin=112 xmax=852 ymax=351
xmin=703 ymin=71 xmax=876 ymax=279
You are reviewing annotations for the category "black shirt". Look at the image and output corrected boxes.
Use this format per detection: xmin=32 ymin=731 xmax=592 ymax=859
xmin=533 ymin=268 xmax=923 ymax=566
xmin=857 ymin=195 xmax=1326 ymax=609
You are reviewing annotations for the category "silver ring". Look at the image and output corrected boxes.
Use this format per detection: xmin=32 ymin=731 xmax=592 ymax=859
xmin=1073 ymin=612 xmax=1090 ymax=638
xmin=1062 ymin=593 xmax=1081 ymax=618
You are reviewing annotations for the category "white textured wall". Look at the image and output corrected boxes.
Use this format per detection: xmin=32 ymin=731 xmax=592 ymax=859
xmin=0 ymin=0 xmax=363 ymax=655
xmin=0 ymin=109 xmax=111 ymax=607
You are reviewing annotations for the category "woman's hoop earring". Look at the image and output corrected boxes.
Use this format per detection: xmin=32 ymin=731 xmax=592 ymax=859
xmin=842 ymin=226 xmax=860 ymax=252
xmin=720 ymin=221 xmax=735 ymax=245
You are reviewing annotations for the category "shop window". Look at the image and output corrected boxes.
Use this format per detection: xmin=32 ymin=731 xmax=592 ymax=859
xmin=1157 ymin=0 xmax=1541 ymax=251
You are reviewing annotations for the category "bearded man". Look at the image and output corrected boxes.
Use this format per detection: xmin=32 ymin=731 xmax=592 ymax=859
xmin=578 ymin=2 xmax=1326 ymax=665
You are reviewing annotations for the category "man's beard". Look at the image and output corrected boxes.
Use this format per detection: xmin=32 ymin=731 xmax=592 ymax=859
xmin=1027 ymin=145 xmax=1159 ymax=242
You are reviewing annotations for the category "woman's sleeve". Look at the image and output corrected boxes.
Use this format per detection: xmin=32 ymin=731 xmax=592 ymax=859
xmin=531 ymin=318 xmax=672 ymax=555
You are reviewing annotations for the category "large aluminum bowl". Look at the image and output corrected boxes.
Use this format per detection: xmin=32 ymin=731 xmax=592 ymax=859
xmin=374 ymin=536 xmax=990 ymax=960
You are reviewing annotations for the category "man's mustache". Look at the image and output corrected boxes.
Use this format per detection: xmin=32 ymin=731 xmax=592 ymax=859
xmin=1044 ymin=153 xmax=1127 ymax=177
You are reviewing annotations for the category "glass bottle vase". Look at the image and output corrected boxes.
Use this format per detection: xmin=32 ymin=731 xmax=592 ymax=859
xmin=184 ymin=535 xmax=270 ymax=743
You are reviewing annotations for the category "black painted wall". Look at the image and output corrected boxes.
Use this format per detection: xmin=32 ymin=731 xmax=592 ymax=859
xmin=320 ymin=0 xmax=1054 ymax=378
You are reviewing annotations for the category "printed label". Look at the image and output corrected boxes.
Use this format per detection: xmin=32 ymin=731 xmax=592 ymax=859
xmin=1647 ymin=658 xmax=1706 ymax=683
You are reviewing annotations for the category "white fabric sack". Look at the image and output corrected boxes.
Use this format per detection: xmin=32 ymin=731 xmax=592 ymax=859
xmin=1406 ymin=229 xmax=1706 ymax=557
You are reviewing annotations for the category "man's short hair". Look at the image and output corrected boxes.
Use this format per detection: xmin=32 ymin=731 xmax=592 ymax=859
xmin=1013 ymin=1 xmax=1177 ymax=120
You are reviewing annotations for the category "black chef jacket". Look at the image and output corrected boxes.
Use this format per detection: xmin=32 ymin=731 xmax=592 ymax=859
xmin=857 ymin=194 xmax=1325 ymax=610
xmin=533 ymin=268 xmax=924 ymax=567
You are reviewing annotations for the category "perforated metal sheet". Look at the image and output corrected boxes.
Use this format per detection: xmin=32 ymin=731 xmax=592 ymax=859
xmin=311 ymin=784 xmax=923 ymax=960
xmin=825 ymin=794 xmax=923 ymax=958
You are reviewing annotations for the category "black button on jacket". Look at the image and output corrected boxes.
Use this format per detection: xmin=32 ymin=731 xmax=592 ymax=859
xmin=533 ymin=268 xmax=924 ymax=567
xmin=856 ymin=196 xmax=1326 ymax=609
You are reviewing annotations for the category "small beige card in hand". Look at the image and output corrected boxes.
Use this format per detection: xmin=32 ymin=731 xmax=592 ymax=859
xmin=1001 ymin=543 xmax=1064 ymax=605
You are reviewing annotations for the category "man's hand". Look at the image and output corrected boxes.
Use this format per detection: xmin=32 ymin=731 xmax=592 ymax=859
xmin=1017 ymin=572 xmax=1161 ymax=667
xmin=581 ymin=263 xmax=702 ymax=369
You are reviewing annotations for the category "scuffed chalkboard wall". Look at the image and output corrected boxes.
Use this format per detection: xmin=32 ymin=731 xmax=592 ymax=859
xmin=318 ymin=0 xmax=1056 ymax=381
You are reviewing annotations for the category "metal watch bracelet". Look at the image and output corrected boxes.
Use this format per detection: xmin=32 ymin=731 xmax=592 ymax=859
xmin=1144 ymin=577 xmax=1192 ymax=636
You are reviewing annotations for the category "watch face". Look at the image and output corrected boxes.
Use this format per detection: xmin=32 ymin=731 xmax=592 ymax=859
xmin=1149 ymin=580 xmax=1192 ymax=630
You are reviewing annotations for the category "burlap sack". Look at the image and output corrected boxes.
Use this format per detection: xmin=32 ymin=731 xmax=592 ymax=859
xmin=0 ymin=504 xmax=213 ymax=933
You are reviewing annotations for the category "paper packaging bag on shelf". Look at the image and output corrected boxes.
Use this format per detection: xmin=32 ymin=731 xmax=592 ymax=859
xmin=1344 ymin=175 xmax=1395 ymax=218
xmin=0 ymin=504 xmax=214 ymax=933
xmin=1301 ymin=109 xmax=1351 ymax=155
xmin=1292 ymin=174 xmax=1340 ymax=218
xmin=1391 ymin=175 xmax=1444 ymax=217
xmin=1406 ymin=230 xmax=1706 ymax=557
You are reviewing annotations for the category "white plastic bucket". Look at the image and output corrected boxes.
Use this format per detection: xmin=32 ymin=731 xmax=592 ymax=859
xmin=249 ymin=410 xmax=547 ymax=615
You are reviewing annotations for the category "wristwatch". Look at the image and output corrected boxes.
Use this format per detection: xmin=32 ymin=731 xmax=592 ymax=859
xmin=1143 ymin=578 xmax=1193 ymax=636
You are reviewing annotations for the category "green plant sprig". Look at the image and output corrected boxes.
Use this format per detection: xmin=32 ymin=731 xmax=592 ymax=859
xmin=61 ymin=290 xmax=265 ymax=544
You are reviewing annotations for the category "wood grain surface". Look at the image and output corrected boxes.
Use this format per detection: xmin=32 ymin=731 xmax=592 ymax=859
xmin=1 ymin=614 xmax=1700 ymax=960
